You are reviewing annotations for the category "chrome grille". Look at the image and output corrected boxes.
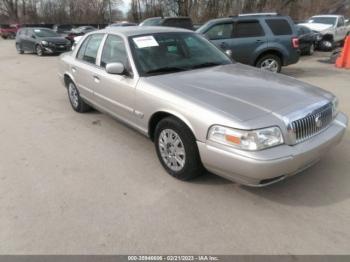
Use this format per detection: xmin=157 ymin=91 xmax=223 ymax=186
xmin=291 ymin=103 xmax=333 ymax=143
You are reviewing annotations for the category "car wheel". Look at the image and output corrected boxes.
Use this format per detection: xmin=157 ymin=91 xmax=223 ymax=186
xmin=320 ymin=39 xmax=334 ymax=51
xmin=306 ymin=43 xmax=315 ymax=56
xmin=256 ymin=54 xmax=282 ymax=73
xmin=16 ymin=43 xmax=24 ymax=54
xmin=67 ymin=81 xmax=91 ymax=113
xmin=154 ymin=117 xmax=204 ymax=181
xmin=35 ymin=45 xmax=44 ymax=56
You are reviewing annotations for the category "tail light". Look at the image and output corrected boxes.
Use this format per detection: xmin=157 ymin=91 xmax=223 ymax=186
xmin=292 ymin=37 xmax=299 ymax=49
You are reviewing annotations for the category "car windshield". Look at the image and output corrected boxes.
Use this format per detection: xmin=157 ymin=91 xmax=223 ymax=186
xmin=129 ymin=32 xmax=232 ymax=76
xmin=308 ymin=17 xmax=337 ymax=26
xmin=33 ymin=29 xmax=59 ymax=37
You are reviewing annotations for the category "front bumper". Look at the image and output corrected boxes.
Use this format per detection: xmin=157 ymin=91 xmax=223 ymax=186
xmin=43 ymin=45 xmax=71 ymax=54
xmin=197 ymin=112 xmax=348 ymax=186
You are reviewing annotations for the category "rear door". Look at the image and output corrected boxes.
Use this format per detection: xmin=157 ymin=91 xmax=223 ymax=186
xmin=231 ymin=19 xmax=267 ymax=64
xmin=72 ymin=33 xmax=105 ymax=101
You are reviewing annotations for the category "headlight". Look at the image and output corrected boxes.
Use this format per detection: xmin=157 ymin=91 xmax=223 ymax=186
xmin=332 ymin=97 xmax=339 ymax=117
xmin=41 ymin=40 xmax=48 ymax=46
xmin=208 ymin=125 xmax=284 ymax=151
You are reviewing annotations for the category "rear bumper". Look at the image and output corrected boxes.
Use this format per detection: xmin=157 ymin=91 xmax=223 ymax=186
xmin=283 ymin=49 xmax=300 ymax=66
xmin=197 ymin=112 xmax=348 ymax=186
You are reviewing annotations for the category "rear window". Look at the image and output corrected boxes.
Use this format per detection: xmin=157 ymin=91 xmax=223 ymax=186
xmin=266 ymin=19 xmax=293 ymax=35
xmin=234 ymin=21 xmax=264 ymax=37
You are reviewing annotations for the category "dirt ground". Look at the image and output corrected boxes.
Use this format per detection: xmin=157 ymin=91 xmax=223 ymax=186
xmin=0 ymin=39 xmax=349 ymax=254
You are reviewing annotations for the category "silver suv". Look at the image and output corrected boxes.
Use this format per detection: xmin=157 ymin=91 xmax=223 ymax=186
xmin=58 ymin=27 xmax=347 ymax=186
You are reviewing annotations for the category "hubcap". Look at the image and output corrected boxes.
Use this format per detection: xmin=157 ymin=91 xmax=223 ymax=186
xmin=310 ymin=44 xmax=314 ymax=54
xmin=36 ymin=46 xmax=43 ymax=56
xmin=260 ymin=58 xmax=279 ymax=72
xmin=158 ymin=129 xmax=186 ymax=171
xmin=68 ymin=83 xmax=79 ymax=108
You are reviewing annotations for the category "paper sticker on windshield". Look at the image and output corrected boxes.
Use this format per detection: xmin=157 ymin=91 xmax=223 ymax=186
xmin=34 ymin=29 xmax=41 ymax=32
xmin=133 ymin=36 xmax=159 ymax=48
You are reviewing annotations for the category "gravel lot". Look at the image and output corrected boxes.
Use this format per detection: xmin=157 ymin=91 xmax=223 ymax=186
xmin=0 ymin=39 xmax=349 ymax=255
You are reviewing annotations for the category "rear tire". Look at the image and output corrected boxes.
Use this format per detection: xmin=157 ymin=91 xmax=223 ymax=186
xmin=256 ymin=54 xmax=282 ymax=73
xmin=154 ymin=117 xmax=204 ymax=181
xmin=67 ymin=81 xmax=91 ymax=113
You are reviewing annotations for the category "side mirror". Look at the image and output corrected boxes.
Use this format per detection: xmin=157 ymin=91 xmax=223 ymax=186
xmin=106 ymin=62 xmax=125 ymax=75
xmin=225 ymin=49 xmax=232 ymax=57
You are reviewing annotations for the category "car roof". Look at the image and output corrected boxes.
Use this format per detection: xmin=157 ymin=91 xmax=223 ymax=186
xmin=100 ymin=26 xmax=192 ymax=37
xmin=311 ymin=15 xmax=340 ymax=18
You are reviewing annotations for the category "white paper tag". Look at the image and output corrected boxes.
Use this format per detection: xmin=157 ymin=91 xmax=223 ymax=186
xmin=133 ymin=36 xmax=159 ymax=48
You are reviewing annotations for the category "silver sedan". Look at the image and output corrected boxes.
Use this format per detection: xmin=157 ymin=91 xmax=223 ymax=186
xmin=58 ymin=26 xmax=348 ymax=186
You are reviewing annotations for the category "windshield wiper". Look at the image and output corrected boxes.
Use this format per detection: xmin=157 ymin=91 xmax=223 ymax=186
xmin=190 ymin=62 xmax=223 ymax=69
xmin=146 ymin=67 xmax=188 ymax=75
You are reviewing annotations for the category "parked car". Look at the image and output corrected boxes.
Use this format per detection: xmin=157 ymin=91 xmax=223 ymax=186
xmin=107 ymin=22 xmax=137 ymax=28
xmin=58 ymin=27 xmax=347 ymax=186
xmin=296 ymin=25 xmax=318 ymax=55
xmin=0 ymin=24 xmax=20 ymax=39
xmin=299 ymin=15 xmax=350 ymax=50
xmin=197 ymin=15 xmax=300 ymax=73
xmin=16 ymin=27 xmax=71 ymax=56
xmin=139 ymin=17 xmax=194 ymax=30
xmin=53 ymin=24 xmax=73 ymax=34
xmin=66 ymin=26 xmax=97 ymax=43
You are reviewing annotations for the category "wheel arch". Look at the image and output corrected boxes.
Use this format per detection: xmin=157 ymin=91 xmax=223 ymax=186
xmin=148 ymin=110 xmax=196 ymax=141
xmin=63 ymin=72 xmax=76 ymax=89
xmin=254 ymin=49 xmax=284 ymax=66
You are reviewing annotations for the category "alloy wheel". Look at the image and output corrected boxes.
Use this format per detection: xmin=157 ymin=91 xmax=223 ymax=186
xmin=260 ymin=58 xmax=279 ymax=73
xmin=68 ymin=83 xmax=79 ymax=109
xmin=158 ymin=129 xmax=186 ymax=172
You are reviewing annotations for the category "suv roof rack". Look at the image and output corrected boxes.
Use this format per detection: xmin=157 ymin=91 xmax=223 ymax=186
xmin=233 ymin=12 xmax=280 ymax=17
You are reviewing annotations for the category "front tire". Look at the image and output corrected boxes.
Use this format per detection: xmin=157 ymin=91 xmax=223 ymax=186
xmin=16 ymin=43 xmax=24 ymax=54
xmin=256 ymin=54 xmax=282 ymax=73
xmin=320 ymin=39 xmax=334 ymax=51
xmin=35 ymin=45 xmax=44 ymax=56
xmin=67 ymin=81 xmax=91 ymax=113
xmin=305 ymin=43 xmax=315 ymax=56
xmin=154 ymin=117 xmax=204 ymax=181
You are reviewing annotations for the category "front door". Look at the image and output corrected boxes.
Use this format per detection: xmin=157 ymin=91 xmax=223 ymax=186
xmin=92 ymin=34 xmax=137 ymax=122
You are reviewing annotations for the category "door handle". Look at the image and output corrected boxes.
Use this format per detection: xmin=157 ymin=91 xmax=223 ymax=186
xmin=256 ymin=39 xmax=264 ymax=43
xmin=93 ymin=75 xmax=100 ymax=83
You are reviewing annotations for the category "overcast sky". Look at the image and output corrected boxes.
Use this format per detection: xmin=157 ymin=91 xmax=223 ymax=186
xmin=119 ymin=0 xmax=131 ymax=14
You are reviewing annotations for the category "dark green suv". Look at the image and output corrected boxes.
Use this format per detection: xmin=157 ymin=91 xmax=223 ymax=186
xmin=197 ymin=15 xmax=300 ymax=72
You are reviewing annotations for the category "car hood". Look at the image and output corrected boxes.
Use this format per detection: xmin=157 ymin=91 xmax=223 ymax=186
xmin=143 ymin=64 xmax=332 ymax=122
xmin=299 ymin=23 xmax=333 ymax=33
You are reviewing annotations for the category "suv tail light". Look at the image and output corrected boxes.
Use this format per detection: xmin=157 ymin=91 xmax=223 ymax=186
xmin=292 ymin=37 xmax=299 ymax=48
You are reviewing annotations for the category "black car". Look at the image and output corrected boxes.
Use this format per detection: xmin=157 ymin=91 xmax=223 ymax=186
xmin=66 ymin=26 xmax=97 ymax=43
xmin=296 ymin=25 xmax=318 ymax=55
xmin=139 ymin=17 xmax=194 ymax=30
xmin=15 ymin=27 xmax=71 ymax=56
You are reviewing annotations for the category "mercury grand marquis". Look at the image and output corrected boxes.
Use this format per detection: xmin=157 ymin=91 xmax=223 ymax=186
xmin=58 ymin=26 xmax=348 ymax=186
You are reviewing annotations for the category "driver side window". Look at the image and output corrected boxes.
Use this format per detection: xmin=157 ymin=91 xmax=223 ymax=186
xmin=100 ymin=34 xmax=129 ymax=69
xmin=338 ymin=18 xmax=345 ymax=27
xmin=205 ymin=23 xmax=233 ymax=40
